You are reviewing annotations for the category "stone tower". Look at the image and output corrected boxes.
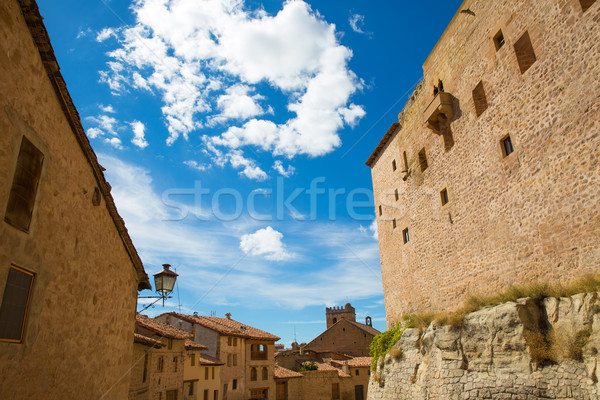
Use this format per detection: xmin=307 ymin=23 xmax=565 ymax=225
xmin=326 ymin=303 xmax=356 ymax=328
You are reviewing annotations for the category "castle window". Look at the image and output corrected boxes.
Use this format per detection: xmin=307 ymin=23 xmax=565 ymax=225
xmin=514 ymin=31 xmax=536 ymax=74
xmin=205 ymin=367 xmax=209 ymax=380
xmin=0 ymin=266 xmax=34 ymax=342
xmin=392 ymin=160 xmax=397 ymax=171
xmin=418 ymin=148 xmax=428 ymax=172
xmin=402 ymin=151 xmax=408 ymax=172
xmin=355 ymin=369 xmax=359 ymax=376
xmin=579 ymin=0 xmax=596 ymax=12
xmin=472 ymin=81 xmax=488 ymax=117
xmin=332 ymin=318 xmax=337 ymax=324
xmin=501 ymin=135 xmax=514 ymax=157
xmin=493 ymin=30 xmax=505 ymax=51
xmin=189 ymin=382 xmax=195 ymax=396
xmin=378 ymin=205 xmax=382 ymax=216
xmin=232 ymin=354 xmax=237 ymax=366
xmin=233 ymin=379 xmax=237 ymax=390
xmin=250 ymin=367 xmax=257 ymax=381
xmin=5 ymin=136 xmax=44 ymax=233
xmin=392 ymin=219 xmax=397 ymax=229
xmin=157 ymin=356 xmax=164 ymax=372
xmin=395 ymin=189 xmax=399 ymax=201
xmin=262 ymin=367 xmax=268 ymax=380
xmin=440 ymin=188 xmax=449 ymax=206
xmin=402 ymin=228 xmax=409 ymax=244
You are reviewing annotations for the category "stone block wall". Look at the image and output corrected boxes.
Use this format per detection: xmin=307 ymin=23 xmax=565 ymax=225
xmin=369 ymin=0 xmax=600 ymax=323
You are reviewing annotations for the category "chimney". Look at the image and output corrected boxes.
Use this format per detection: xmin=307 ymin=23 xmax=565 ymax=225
xmin=225 ymin=312 xmax=232 ymax=319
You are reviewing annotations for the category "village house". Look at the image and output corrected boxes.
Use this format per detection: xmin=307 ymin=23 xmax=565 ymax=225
xmin=184 ymin=339 xmax=224 ymax=400
xmin=366 ymin=0 xmax=600 ymax=323
xmin=0 ymin=0 xmax=151 ymax=398
xmin=156 ymin=312 xmax=280 ymax=400
xmin=130 ymin=315 xmax=193 ymax=400
xmin=303 ymin=303 xmax=379 ymax=357
xmin=274 ymin=304 xmax=377 ymax=400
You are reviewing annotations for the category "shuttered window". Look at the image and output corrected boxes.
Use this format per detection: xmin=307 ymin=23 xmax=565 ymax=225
xmin=5 ymin=136 xmax=44 ymax=232
xmin=0 ymin=266 xmax=35 ymax=342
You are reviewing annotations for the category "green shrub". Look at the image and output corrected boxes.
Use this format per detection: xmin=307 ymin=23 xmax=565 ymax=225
xmin=299 ymin=361 xmax=318 ymax=371
xmin=369 ymin=323 xmax=406 ymax=370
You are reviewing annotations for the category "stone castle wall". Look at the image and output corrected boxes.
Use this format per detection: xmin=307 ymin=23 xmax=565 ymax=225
xmin=368 ymin=293 xmax=600 ymax=399
xmin=369 ymin=0 xmax=600 ymax=323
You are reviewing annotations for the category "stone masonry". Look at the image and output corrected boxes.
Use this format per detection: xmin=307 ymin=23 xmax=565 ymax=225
xmin=367 ymin=0 xmax=600 ymax=323
xmin=368 ymin=293 xmax=600 ymax=400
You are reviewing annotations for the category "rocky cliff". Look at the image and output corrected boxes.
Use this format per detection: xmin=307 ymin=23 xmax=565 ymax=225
xmin=368 ymin=293 xmax=600 ymax=399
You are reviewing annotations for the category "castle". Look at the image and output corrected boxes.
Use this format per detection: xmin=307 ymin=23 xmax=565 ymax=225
xmin=367 ymin=0 xmax=600 ymax=324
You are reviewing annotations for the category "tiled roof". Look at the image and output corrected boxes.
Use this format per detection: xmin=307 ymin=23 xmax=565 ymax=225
xmin=185 ymin=339 xmax=207 ymax=350
xmin=347 ymin=320 xmax=380 ymax=336
xmin=274 ymin=365 xmax=303 ymax=379
xmin=17 ymin=0 xmax=150 ymax=290
xmin=134 ymin=333 xmax=165 ymax=348
xmin=159 ymin=312 xmax=280 ymax=341
xmin=197 ymin=354 xmax=224 ymax=366
xmin=136 ymin=314 xmax=191 ymax=340
xmin=313 ymin=362 xmax=351 ymax=378
xmin=331 ymin=357 xmax=372 ymax=368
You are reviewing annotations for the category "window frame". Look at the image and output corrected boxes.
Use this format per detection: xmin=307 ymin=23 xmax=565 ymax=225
xmin=0 ymin=265 xmax=35 ymax=343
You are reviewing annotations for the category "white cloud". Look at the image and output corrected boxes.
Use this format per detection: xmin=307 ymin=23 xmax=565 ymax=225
xmin=76 ymin=27 xmax=92 ymax=39
xmin=228 ymin=150 xmax=267 ymax=181
xmin=87 ymin=127 xmax=103 ymax=139
xmin=240 ymin=226 xmax=293 ymax=261
xmin=272 ymin=160 xmax=295 ymax=177
xmin=348 ymin=13 xmax=372 ymax=36
xmin=97 ymin=27 xmax=118 ymax=42
xmin=183 ymin=160 xmax=209 ymax=171
xmin=131 ymin=120 xmax=149 ymax=148
xmin=104 ymin=137 xmax=123 ymax=149
xmin=86 ymin=114 xmax=119 ymax=137
xmin=99 ymin=0 xmax=365 ymax=176
xmin=100 ymin=104 xmax=116 ymax=113
xmin=369 ymin=218 xmax=378 ymax=240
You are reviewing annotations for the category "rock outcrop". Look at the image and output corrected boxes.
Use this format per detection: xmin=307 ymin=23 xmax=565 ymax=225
xmin=368 ymin=293 xmax=600 ymax=399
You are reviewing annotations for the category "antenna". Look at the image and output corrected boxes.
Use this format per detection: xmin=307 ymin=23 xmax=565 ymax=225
xmin=294 ymin=326 xmax=297 ymax=343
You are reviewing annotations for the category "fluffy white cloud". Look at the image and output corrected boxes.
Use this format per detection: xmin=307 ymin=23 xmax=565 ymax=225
xmin=131 ymin=121 xmax=149 ymax=148
xmin=240 ymin=226 xmax=293 ymax=261
xmin=183 ymin=160 xmax=210 ymax=171
xmin=272 ymin=160 xmax=295 ymax=177
xmin=104 ymin=137 xmax=123 ymax=149
xmin=85 ymin=114 xmax=119 ymax=137
xmin=349 ymin=13 xmax=368 ymax=35
xmin=99 ymin=0 xmax=364 ymax=178
xmin=96 ymin=27 xmax=118 ymax=42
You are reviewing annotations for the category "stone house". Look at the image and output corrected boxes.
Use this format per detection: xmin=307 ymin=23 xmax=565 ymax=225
xmin=156 ymin=312 xmax=280 ymax=400
xmin=366 ymin=0 xmax=600 ymax=323
xmin=303 ymin=303 xmax=379 ymax=357
xmin=184 ymin=339 xmax=223 ymax=400
xmin=131 ymin=315 xmax=193 ymax=400
xmin=0 ymin=0 xmax=150 ymax=398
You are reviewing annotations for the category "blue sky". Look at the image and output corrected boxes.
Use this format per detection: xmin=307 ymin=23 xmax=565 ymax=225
xmin=38 ymin=0 xmax=462 ymax=346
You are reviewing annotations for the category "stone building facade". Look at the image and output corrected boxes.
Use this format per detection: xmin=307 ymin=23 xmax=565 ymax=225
xmin=156 ymin=312 xmax=280 ymax=400
xmin=183 ymin=342 xmax=223 ymax=400
xmin=0 ymin=1 xmax=150 ymax=398
xmin=367 ymin=0 xmax=600 ymax=323
xmin=304 ymin=303 xmax=379 ymax=357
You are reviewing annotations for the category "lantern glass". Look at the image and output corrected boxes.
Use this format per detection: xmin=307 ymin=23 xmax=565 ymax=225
xmin=153 ymin=264 xmax=178 ymax=294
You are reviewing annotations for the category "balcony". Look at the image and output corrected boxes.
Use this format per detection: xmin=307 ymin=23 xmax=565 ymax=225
xmin=424 ymin=92 xmax=454 ymax=134
xmin=251 ymin=351 xmax=268 ymax=360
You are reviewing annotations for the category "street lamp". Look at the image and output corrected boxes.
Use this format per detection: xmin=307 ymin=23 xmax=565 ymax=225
xmin=138 ymin=264 xmax=179 ymax=312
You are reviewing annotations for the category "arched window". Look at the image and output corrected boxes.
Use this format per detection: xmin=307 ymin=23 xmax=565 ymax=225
xmin=250 ymin=367 xmax=257 ymax=381
xmin=262 ymin=367 xmax=268 ymax=380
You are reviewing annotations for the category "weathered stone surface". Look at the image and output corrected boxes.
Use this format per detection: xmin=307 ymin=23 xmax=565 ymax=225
xmin=368 ymin=294 xmax=600 ymax=399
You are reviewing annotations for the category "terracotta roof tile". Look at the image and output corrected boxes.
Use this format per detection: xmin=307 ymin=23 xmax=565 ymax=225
xmin=160 ymin=312 xmax=280 ymax=341
xmin=274 ymin=365 xmax=303 ymax=379
xmin=314 ymin=362 xmax=351 ymax=378
xmin=134 ymin=333 xmax=165 ymax=348
xmin=333 ymin=357 xmax=372 ymax=368
xmin=136 ymin=314 xmax=191 ymax=340
xmin=197 ymin=354 xmax=224 ymax=366
xmin=347 ymin=320 xmax=380 ymax=336
xmin=185 ymin=339 xmax=207 ymax=350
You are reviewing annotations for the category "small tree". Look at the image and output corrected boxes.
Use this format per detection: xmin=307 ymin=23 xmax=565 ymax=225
xmin=300 ymin=361 xmax=318 ymax=371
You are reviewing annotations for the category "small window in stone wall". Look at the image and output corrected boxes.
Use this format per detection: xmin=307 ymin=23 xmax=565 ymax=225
xmin=579 ymin=0 xmax=596 ymax=12
xmin=173 ymin=356 xmax=178 ymax=372
xmin=233 ymin=379 xmax=237 ymax=390
xmin=0 ymin=265 xmax=35 ymax=342
xmin=394 ymin=189 xmax=399 ymax=201
xmin=5 ymin=136 xmax=44 ymax=232
xmin=392 ymin=159 xmax=397 ymax=171
xmin=378 ymin=205 xmax=382 ymax=216
xmin=402 ymin=228 xmax=410 ymax=244
xmin=158 ymin=356 xmax=164 ymax=372
xmin=472 ymin=81 xmax=488 ymax=117
xmin=514 ymin=31 xmax=537 ymax=74
xmin=493 ymin=30 xmax=505 ymax=51
xmin=392 ymin=219 xmax=397 ymax=229
xmin=440 ymin=188 xmax=449 ymax=206
xmin=501 ymin=135 xmax=514 ymax=157
xmin=418 ymin=148 xmax=428 ymax=172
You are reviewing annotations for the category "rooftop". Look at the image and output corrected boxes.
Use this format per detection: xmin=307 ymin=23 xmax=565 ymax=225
xmin=185 ymin=339 xmax=208 ymax=350
xmin=274 ymin=365 xmax=303 ymax=379
xmin=159 ymin=312 xmax=280 ymax=341
xmin=136 ymin=314 xmax=192 ymax=340
xmin=197 ymin=353 xmax=225 ymax=366
xmin=134 ymin=333 xmax=165 ymax=348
